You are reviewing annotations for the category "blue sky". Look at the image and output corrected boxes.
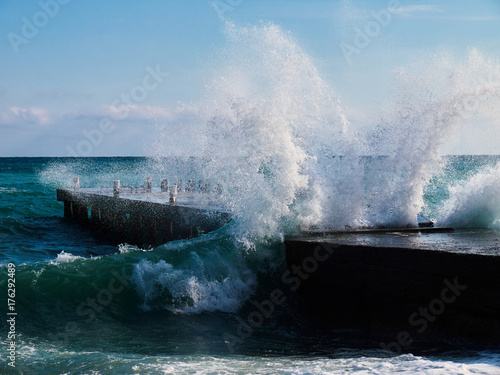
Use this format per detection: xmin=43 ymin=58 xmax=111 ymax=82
xmin=1 ymin=0 xmax=500 ymax=156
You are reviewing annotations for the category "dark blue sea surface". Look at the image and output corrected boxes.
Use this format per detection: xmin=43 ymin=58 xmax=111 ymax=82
xmin=1 ymin=157 xmax=500 ymax=374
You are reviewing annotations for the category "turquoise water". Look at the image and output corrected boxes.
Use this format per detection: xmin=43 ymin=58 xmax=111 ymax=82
xmin=1 ymin=156 xmax=500 ymax=374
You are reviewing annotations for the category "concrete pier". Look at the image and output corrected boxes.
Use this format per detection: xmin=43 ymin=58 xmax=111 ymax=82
xmin=285 ymin=230 xmax=500 ymax=343
xmin=57 ymin=186 xmax=230 ymax=247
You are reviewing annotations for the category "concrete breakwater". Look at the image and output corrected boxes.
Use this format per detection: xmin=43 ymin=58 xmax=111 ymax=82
xmin=285 ymin=232 xmax=500 ymax=344
xmin=57 ymin=179 xmax=230 ymax=247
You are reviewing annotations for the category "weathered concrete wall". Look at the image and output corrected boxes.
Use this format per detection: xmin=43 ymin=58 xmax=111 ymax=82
xmin=284 ymin=239 xmax=500 ymax=343
xmin=57 ymin=189 xmax=230 ymax=247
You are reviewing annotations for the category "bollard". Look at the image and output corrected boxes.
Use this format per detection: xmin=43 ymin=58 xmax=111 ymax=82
xmin=73 ymin=177 xmax=80 ymax=191
xmin=169 ymin=184 xmax=178 ymax=203
xmin=113 ymin=180 xmax=120 ymax=197
xmin=146 ymin=177 xmax=152 ymax=193
xmin=161 ymin=179 xmax=169 ymax=192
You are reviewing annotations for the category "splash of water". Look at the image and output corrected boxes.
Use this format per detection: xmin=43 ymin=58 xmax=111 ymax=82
xmin=194 ymin=22 xmax=365 ymax=245
xmin=151 ymin=23 xmax=500 ymax=245
xmin=439 ymin=164 xmax=500 ymax=228
xmin=364 ymin=49 xmax=500 ymax=227
xmin=132 ymin=230 xmax=259 ymax=313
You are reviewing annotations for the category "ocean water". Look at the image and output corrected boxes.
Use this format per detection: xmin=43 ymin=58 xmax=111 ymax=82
xmin=2 ymin=21 xmax=500 ymax=375
xmin=1 ymin=156 xmax=500 ymax=375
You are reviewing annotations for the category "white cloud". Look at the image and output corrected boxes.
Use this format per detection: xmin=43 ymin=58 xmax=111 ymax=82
xmin=67 ymin=105 xmax=176 ymax=122
xmin=445 ymin=15 xmax=500 ymax=21
xmin=390 ymin=5 xmax=443 ymax=17
xmin=0 ymin=104 xmax=177 ymax=129
xmin=0 ymin=107 xmax=52 ymax=126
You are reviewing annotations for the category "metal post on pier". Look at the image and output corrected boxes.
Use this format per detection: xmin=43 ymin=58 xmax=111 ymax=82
xmin=169 ymin=184 xmax=177 ymax=203
xmin=73 ymin=177 xmax=80 ymax=191
xmin=113 ymin=180 xmax=120 ymax=197
xmin=146 ymin=177 xmax=152 ymax=193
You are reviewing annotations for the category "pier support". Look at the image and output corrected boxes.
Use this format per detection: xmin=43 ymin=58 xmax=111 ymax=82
xmin=63 ymin=201 xmax=72 ymax=217
xmin=90 ymin=206 xmax=100 ymax=225
xmin=72 ymin=202 xmax=88 ymax=222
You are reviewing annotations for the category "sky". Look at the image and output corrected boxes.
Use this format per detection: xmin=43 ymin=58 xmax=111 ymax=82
xmin=1 ymin=0 xmax=500 ymax=156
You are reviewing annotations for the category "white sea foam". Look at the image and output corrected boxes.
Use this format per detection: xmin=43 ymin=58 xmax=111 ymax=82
xmin=15 ymin=343 xmax=500 ymax=375
xmin=132 ymin=254 xmax=257 ymax=314
xmin=130 ymin=354 xmax=500 ymax=375
xmin=118 ymin=243 xmax=144 ymax=254
xmin=50 ymin=251 xmax=83 ymax=264
xmin=0 ymin=187 xmax=23 ymax=193
xmin=439 ymin=164 xmax=500 ymax=228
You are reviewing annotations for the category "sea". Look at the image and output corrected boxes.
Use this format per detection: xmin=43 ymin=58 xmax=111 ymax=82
xmin=2 ymin=21 xmax=500 ymax=375
xmin=0 ymin=155 xmax=500 ymax=375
